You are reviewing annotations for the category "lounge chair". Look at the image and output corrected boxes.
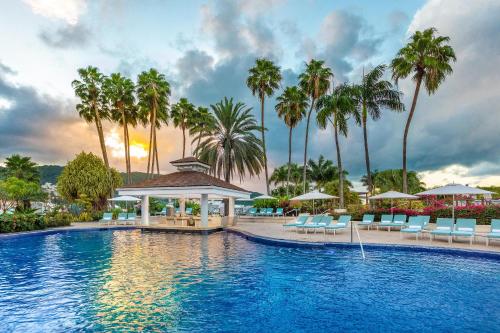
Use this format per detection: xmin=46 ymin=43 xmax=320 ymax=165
xmin=185 ymin=207 xmax=193 ymax=215
xmin=451 ymin=218 xmax=476 ymax=245
xmin=256 ymin=208 xmax=266 ymax=216
xmin=391 ymin=214 xmax=407 ymax=229
xmin=430 ymin=218 xmax=454 ymax=243
xmin=486 ymin=219 xmax=500 ymax=246
xmin=265 ymin=208 xmax=274 ymax=216
xmin=117 ymin=212 xmax=128 ymax=225
xmin=175 ymin=207 xmax=180 ymax=215
xmin=156 ymin=207 xmax=167 ymax=216
xmin=126 ymin=213 xmax=137 ymax=225
xmin=247 ymin=207 xmax=257 ymax=216
xmin=358 ymin=214 xmax=375 ymax=230
xmin=273 ymin=208 xmax=284 ymax=217
xmin=101 ymin=212 xmax=113 ymax=225
xmin=283 ymin=215 xmax=309 ymax=230
xmin=378 ymin=214 xmax=394 ymax=231
xmin=302 ymin=215 xmax=333 ymax=233
xmin=420 ymin=215 xmax=431 ymax=229
xmin=325 ymin=215 xmax=351 ymax=235
xmin=299 ymin=215 xmax=325 ymax=233
xmin=400 ymin=216 xmax=425 ymax=240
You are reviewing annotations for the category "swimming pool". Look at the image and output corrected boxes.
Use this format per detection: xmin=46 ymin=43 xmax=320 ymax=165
xmin=0 ymin=229 xmax=499 ymax=332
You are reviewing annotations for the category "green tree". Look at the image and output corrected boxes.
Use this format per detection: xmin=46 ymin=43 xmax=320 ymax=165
xmin=103 ymin=73 xmax=138 ymax=184
xmin=0 ymin=177 xmax=46 ymax=211
xmin=391 ymin=28 xmax=456 ymax=193
xmin=353 ymin=65 xmax=405 ymax=194
xmin=307 ymin=155 xmax=337 ymax=188
xmin=269 ymin=165 xmax=288 ymax=188
xmin=275 ymin=86 xmax=308 ymax=195
xmin=299 ymin=59 xmax=333 ymax=192
xmin=171 ymin=98 xmax=196 ymax=158
xmin=194 ymin=97 xmax=264 ymax=182
xmin=362 ymin=169 xmax=425 ymax=194
xmin=137 ymin=69 xmax=171 ymax=178
xmin=57 ymin=152 xmax=122 ymax=210
xmin=72 ymin=66 xmax=110 ymax=168
xmin=4 ymin=154 xmax=40 ymax=183
xmin=316 ymin=84 xmax=359 ymax=208
xmin=246 ymin=58 xmax=282 ymax=194
xmin=191 ymin=106 xmax=215 ymax=151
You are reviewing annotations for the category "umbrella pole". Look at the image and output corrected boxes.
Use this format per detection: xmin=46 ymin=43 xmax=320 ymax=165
xmin=391 ymin=198 xmax=393 ymax=214
xmin=452 ymin=194 xmax=455 ymax=219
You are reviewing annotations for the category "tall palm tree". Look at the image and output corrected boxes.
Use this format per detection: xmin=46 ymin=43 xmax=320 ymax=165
xmin=269 ymin=165 xmax=288 ymax=188
xmin=136 ymin=69 xmax=170 ymax=178
xmin=307 ymin=155 xmax=337 ymax=189
xmin=4 ymin=154 xmax=39 ymax=182
xmin=72 ymin=66 xmax=110 ymax=168
xmin=353 ymin=64 xmax=405 ymax=194
xmin=316 ymin=84 xmax=358 ymax=208
xmin=191 ymin=106 xmax=215 ymax=152
xmin=298 ymin=59 xmax=333 ymax=192
xmin=246 ymin=58 xmax=282 ymax=194
xmin=391 ymin=28 xmax=456 ymax=193
xmin=275 ymin=86 xmax=308 ymax=196
xmin=103 ymin=73 xmax=137 ymax=184
xmin=194 ymin=97 xmax=264 ymax=183
xmin=171 ymin=98 xmax=196 ymax=158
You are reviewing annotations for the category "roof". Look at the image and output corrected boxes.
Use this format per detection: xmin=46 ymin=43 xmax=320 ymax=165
xmin=170 ymin=156 xmax=209 ymax=166
xmin=123 ymin=170 xmax=249 ymax=193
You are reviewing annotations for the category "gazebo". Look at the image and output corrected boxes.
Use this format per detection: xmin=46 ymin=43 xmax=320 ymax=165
xmin=116 ymin=157 xmax=251 ymax=227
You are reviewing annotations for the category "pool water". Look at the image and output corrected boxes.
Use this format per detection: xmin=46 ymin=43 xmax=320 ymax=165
xmin=0 ymin=230 xmax=499 ymax=332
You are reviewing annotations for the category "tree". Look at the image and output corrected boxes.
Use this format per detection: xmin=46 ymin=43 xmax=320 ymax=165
xmin=307 ymin=155 xmax=337 ymax=188
xmin=353 ymin=65 xmax=405 ymax=194
xmin=103 ymin=73 xmax=138 ymax=184
xmin=275 ymin=86 xmax=308 ymax=196
xmin=194 ymin=97 xmax=264 ymax=182
xmin=362 ymin=169 xmax=426 ymax=194
xmin=298 ymin=59 xmax=333 ymax=192
xmin=137 ymin=69 xmax=170 ymax=178
xmin=72 ymin=66 xmax=110 ymax=168
xmin=316 ymin=84 xmax=359 ymax=208
xmin=269 ymin=165 xmax=288 ymax=188
xmin=0 ymin=177 xmax=46 ymax=211
xmin=57 ymin=152 xmax=122 ymax=210
xmin=4 ymin=154 xmax=40 ymax=183
xmin=191 ymin=106 xmax=215 ymax=151
xmin=171 ymin=98 xmax=196 ymax=158
xmin=246 ymin=58 xmax=282 ymax=194
xmin=391 ymin=28 xmax=456 ymax=193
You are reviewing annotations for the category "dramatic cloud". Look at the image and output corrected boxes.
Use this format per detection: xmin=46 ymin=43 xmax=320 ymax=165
xmin=38 ymin=23 xmax=92 ymax=48
xmin=23 ymin=0 xmax=87 ymax=25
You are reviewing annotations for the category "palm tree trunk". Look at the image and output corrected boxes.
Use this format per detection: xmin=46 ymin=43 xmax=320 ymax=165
xmin=94 ymin=113 xmax=109 ymax=168
xmin=146 ymin=116 xmax=154 ymax=178
xmin=303 ymin=99 xmax=315 ymax=193
xmin=362 ymin=105 xmax=372 ymax=194
xmin=287 ymin=126 xmax=292 ymax=197
xmin=121 ymin=110 xmax=129 ymax=184
xmin=403 ymin=73 xmax=423 ymax=193
xmin=260 ymin=94 xmax=270 ymax=195
xmin=125 ymin=123 xmax=131 ymax=184
xmin=182 ymin=126 xmax=186 ymax=158
xmin=334 ymin=122 xmax=344 ymax=208
xmin=197 ymin=131 xmax=202 ymax=152
xmin=154 ymin=127 xmax=160 ymax=176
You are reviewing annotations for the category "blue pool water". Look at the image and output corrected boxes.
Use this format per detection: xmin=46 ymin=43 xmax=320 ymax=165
xmin=0 ymin=230 xmax=499 ymax=332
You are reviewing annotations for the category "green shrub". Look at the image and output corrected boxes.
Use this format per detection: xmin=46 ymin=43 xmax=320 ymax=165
xmin=254 ymin=199 xmax=278 ymax=209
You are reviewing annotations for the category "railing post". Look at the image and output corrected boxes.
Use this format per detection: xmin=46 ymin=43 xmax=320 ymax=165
xmin=350 ymin=221 xmax=353 ymax=243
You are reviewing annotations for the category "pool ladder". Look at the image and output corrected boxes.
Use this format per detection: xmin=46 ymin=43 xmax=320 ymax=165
xmin=354 ymin=223 xmax=366 ymax=260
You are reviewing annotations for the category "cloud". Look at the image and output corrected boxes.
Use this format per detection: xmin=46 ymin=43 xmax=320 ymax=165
xmin=38 ymin=23 xmax=92 ymax=48
xmin=388 ymin=10 xmax=409 ymax=33
xmin=23 ymin=0 xmax=87 ymax=25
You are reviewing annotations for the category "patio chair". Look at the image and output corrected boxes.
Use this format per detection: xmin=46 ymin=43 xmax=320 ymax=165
xmin=358 ymin=214 xmax=375 ymax=230
xmin=486 ymin=219 xmax=500 ymax=246
xmin=451 ymin=218 xmax=476 ymax=245
xmin=101 ymin=212 xmax=113 ymax=225
xmin=400 ymin=216 xmax=425 ymax=240
xmin=324 ymin=215 xmax=351 ymax=235
xmin=273 ymin=208 xmax=284 ymax=217
xmin=420 ymin=215 xmax=431 ymax=229
xmin=298 ymin=215 xmax=325 ymax=233
xmin=265 ymin=208 xmax=274 ymax=216
xmin=392 ymin=214 xmax=407 ymax=228
xmin=117 ymin=213 xmax=127 ymax=225
xmin=156 ymin=207 xmax=167 ymax=216
xmin=283 ymin=215 xmax=309 ymax=230
xmin=303 ymin=215 xmax=333 ymax=233
xmin=257 ymin=208 xmax=266 ymax=216
xmin=185 ymin=207 xmax=193 ymax=215
xmin=126 ymin=213 xmax=137 ymax=225
xmin=430 ymin=218 xmax=454 ymax=243
xmin=247 ymin=207 xmax=257 ymax=216
xmin=378 ymin=214 xmax=394 ymax=231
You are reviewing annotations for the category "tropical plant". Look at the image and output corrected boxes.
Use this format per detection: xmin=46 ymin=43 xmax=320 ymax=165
xmin=137 ymin=69 xmax=170 ymax=178
xmin=246 ymin=58 xmax=282 ymax=194
xmin=307 ymin=155 xmax=337 ymax=188
xmin=4 ymin=154 xmax=40 ymax=183
xmin=103 ymin=73 xmax=138 ymax=184
xmin=191 ymin=106 xmax=215 ymax=151
xmin=275 ymin=86 xmax=308 ymax=195
xmin=391 ymin=28 xmax=456 ymax=193
xmin=362 ymin=169 xmax=426 ymax=194
xmin=171 ymin=98 xmax=196 ymax=158
xmin=0 ymin=177 xmax=46 ymax=211
xmin=72 ymin=66 xmax=110 ymax=168
xmin=269 ymin=165 xmax=288 ymax=188
xmin=194 ymin=97 xmax=264 ymax=182
xmin=353 ymin=65 xmax=405 ymax=194
xmin=298 ymin=59 xmax=333 ymax=191
xmin=316 ymin=84 xmax=359 ymax=208
xmin=57 ymin=152 xmax=122 ymax=210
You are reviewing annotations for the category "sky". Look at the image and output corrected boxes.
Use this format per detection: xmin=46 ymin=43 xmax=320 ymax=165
xmin=0 ymin=0 xmax=499 ymax=192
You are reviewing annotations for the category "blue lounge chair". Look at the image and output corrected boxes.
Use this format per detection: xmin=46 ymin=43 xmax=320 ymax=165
xmin=101 ymin=212 xmax=113 ymax=225
xmin=486 ymin=219 xmax=500 ymax=246
xmin=247 ymin=207 xmax=257 ymax=216
xmin=430 ymin=218 xmax=454 ymax=243
xmin=175 ymin=207 xmax=180 ymax=215
xmin=283 ymin=215 xmax=309 ymax=230
xmin=451 ymin=218 xmax=476 ymax=245
xmin=273 ymin=208 xmax=284 ymax=217
xmin=378 ymin=214 xmax=394 ymax=231
xmin=401 ymin=216 xmax=425 ymax=240
xmin=389 ymin=214 xmax=407 ymax=230
xmin=156 ymin=207 xmax=167 ymax=216
xmin=185 ymin=207 xmax=193 ymax=215
xmin=325 ymin=215 xmax=351 ymax=235
xmin=299 ymin=215 xmax=325 ymax=233
xmin=126 ymin=213 xmax=137 ymax=225
xmin=358 ymin=214 xmax=375 ymax=230
xmin=302 ymin=215 xmax=333 ymax=233
xmin=265 ymin=208 xmax=274 ymax=216
xmin=420 ymin=215 xmax=430 ymax=229
xmin=117 ymin=212 xmax=127 ymax=225
xmin=256 ymin=208 xmax=266 ymax=216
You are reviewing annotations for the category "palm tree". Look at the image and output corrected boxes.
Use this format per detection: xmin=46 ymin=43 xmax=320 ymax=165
xmin=391 ymin=27 xmax=456 ymax=193
xmin=269 ymin=165 xmax=288 ymax=188
xmin=275 ymin=86 xmax=308 ymax=196
xmin=298 ymin=59 xmax=333 ymax=192
xmin=246 ymin=58 xmax=282 ymax=194
xmin=194 ymin=97 xmax=264 ymax=183
xmin=353 ymin=65 xmax=405 ymax=194
xmin=307 ymin=155 xmax=337 ymax=189
xmin=103 ymin=73 xmax=137 ymax=184
xmin=171 ymin=98 xmax=196 ymax=158
xmin=316 ymin=84 xmax=358 ymax=208
xmin=362 ymin=169 xmax=425 ymax=194
xmin=191 ymin=107 xmax=215 ymax=152
xmin=136 ymin=69 xmax=170 ymax=178
xmin=4 ymin=154 xmax=39 ymax=182
xmin=72 ymin=66 xmax=110 ymax=168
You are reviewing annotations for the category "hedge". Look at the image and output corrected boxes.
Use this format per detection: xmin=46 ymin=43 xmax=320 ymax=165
xmin=0 ymin=211 xmax=72 ymax=233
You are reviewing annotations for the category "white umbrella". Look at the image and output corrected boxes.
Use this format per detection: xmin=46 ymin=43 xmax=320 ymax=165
xmin=290 ymin=191 xmax=338 ymax=214
xmin=108 ymin=196 xmax=141 ymax=212
xmin=369 ymin=190 xmax=419 ymax=214
xmin=253 ymin=194 xmax=276 ymax=200
xmin=416 ymin=184 xmax=494 ymax=218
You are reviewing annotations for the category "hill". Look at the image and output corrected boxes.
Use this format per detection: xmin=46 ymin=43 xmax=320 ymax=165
xmin=37 ymin=165 xmax=148 ymax=185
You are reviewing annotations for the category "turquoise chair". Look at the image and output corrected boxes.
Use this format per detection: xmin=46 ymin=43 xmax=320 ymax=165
xmin=157 ymin=207 xmax=167 ymax=216
xmin=486 ymin=219 xmax=500 ymax=246
xmin=358 ymin=214 xmax=375 ymax=230
xmin=175 ymin=207 xmax=180 ymax=215
xmin=420 ymin=215 xmax=431 ymax=229
xmin=185 ymin=207 xmax=193 ymax=215
xmin=257 ymin=208 xmax=266 ymax=216
xmin=299 ymin=215 xmax=325 ymax=233
xmin=283 ymin=215 xmax=309 ymax=230
xmin=273 ymin=208 xmax=284 ymax=217
xmin=126 ymin=213 xmax=137 ymax=225
xmin=303 ymin=215 xmax=333 ymax=233
xmin=451 ymin=218 xmax=476 ymax=244
xmin=401 ymin=216 xmax=425 ymax=240
xmin=265 ymin=208 xmax=274 ymax=216
xmin=117 ymin=212 xmax=127 ymax=225
xmin=101 ymin=212 xmax=113 ymax=225
xmin=378 ymin=214 xmax=394 ymax=231
xmin=325 ymin=215 xmax=351 ymax=235
xmin=247 ymin=208 xmax=257 ymax=216
xmin=430 ymin=218 xmax=454 ymax=243
xmin=392 ymin=214 xmax=407 ymax=228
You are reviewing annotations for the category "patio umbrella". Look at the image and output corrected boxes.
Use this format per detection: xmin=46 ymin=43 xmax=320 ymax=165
xmin=416 ymin=184 xmax=494 ymax=218
xmin=108 ymin=195 xmax=141 ymax=212
xmin=369 ymin=191 xmax=419 ymax=214
xmin=253 ymin=194 xmax=276 ymax=200
xmin=290 ymin=191 xmax=338 ymax=214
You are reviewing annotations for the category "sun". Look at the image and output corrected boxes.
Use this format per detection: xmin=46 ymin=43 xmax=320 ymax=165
xmin=105 ymin=129 xmax=148 ymax=160
xmin=129 ymin=141 xmax=148 ymax=159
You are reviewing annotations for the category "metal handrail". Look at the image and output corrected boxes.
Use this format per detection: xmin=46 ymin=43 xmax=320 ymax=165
xmin=354 ymin=223 xmax=366 ymax=260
